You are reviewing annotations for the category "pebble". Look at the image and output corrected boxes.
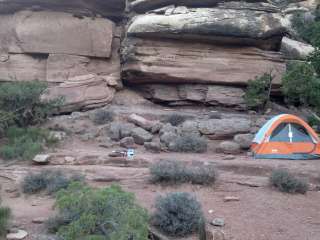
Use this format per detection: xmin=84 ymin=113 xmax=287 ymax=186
xmin=6 ymin=229 xmax=28 ymax=240
xmin=211 ymin=218 xmax=225 ymax=227
xmin=32 ymin=217 xmax=47 ymax=224
xmin=223 ymin=196 xmax=240 ymax=202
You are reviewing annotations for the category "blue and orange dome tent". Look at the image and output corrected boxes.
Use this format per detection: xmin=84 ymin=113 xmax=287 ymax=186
xmin=251 ymin=114 xmax=320 ymax=160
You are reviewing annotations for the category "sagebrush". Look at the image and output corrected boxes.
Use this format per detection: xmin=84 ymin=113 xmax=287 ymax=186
xmin=22 ymin=170 xmax=84 ymax=194
xmin=164 ymin=114 xmax=187 ymax=126
xmin=0 ymin=127 xmax=57 ymax=161
xmin=152 ymin=192 xmax=203 ymax=237
xmin=270 ymin=169 xmax=308 ymax=194
xmin=170 ymin=135 xmax=207 ymax=153
xmin=150 ymin=160 xmax=216 ymax=185
xmin=92 ymin=109 xmax=114 ymax=125
xmin=48 ymin=183 xmax=148 ymax=240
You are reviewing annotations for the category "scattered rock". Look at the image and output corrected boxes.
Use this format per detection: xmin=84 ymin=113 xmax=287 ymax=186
xmin=131 ymin=127 xmax=153 ymax=145
xmin=222 ymin=155 xmax=236 ymax=160
xmin=109 ymin=122 xmax=135 ymax=141
xmin=49 ymin=131 xmax=66 ymax=141
xmin=198 ymin=118 xmax=251 ymax=139
xmin=217 ymin=141 xmax=241 ymax=154
xmin=32 ymin=217 xmax=47 ymax=224
xmin=281 ymin=37 xmax=315 ymax=60
xmin=223 ymin=196 xmax=240 ymax=202
xmin=211 ymin=218 xmax=225 ymax=227
xmin=120 ymin=137 xmax=135 ymax=148
xmin=128 ymin=113 xmax=155 ymax=131
xmin=233 ymin=133 xmax=253 ymax=149
xmin=33 ymin=154 xmax=51 ymax=164
xmin=151 ymin=122 xmax=163 ymax=134
xmin=179 ymin=120 xmax=199 ymax=136
xmin=144 ymin=141 xmax=161 ymax=153
xmin=6 ymin=229 xmax=28 ymax=240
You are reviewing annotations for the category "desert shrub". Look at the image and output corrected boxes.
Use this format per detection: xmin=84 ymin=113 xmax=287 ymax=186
xmin=307 ymin=115 xmax=320 ymax=129
xmin=92 ymin=109 xmax=114 ymax=125
xmin=152 ymin=192 xmax=203 ymax=237
xmin=150 ymin=160 xmax=217 ymax=185
xmin=0 ymin=201 xmax=10 ymax=237
xmin=0 ymin=127 xmax=57 ymax=161
xmin=170 ymin=135 xmax=207 ymax=153
xmin=309 ymin=49 xmax=320 ymax=74
xmin=49 ymin=183 xmax=148 ymax=240
xmin=164 ymin=114 xmax=187 ymax=126
xmin=244 ymin=73 xmax=273 ymax=110
xmin=270 ymin=169 xmax=308 ymax=194
xmin=149 ymin=160 xmax=187 ymax=183
xmin=0 ymin=81 xmax=62 ymax=129
xmin=22 ymin=170 xmax=83 ymax=194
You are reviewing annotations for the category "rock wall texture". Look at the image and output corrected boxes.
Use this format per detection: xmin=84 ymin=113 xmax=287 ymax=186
xmin=0 ymin=0 xmax=316 ymax=111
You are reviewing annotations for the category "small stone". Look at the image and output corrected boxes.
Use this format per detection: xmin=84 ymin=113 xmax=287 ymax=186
xmin=32 ymin=217 xmax=47 ymax=224
xmin=49 ymin=131 xmax=66 ymax=141
xmin=222 ymin=155 xmax=235 ymax=160
xmin=151 ymin=122 xmax=163 ymax=134
xmin=208 ymin=209 xmax=214 ymax=214
xmin=120 ymin=137 xmax=135 ymax=148
xmin=128 ymin=113 xmax=154 ymax=131
xmin=6 ymin=229 xmax=28 ymax=240
xmin=33 ymin=154 xmax=51 ymax=164
xmin=64 ymin=156 xmax=76 ymax=164
xmin=233 ymin=133 xmax=253 ymax=149
xmin=211 ymin=218 xmax=225 ymax=227
xmin=223 ymin=196 xmax=240 ymax=202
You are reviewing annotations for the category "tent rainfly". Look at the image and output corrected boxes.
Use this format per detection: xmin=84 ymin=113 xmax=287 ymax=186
xmin=251 ymin=114 xmax=320 ymax=160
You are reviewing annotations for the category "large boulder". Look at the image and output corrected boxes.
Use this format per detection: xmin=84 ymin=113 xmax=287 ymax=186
xmin=280 ymin=37 xmax=315 ymax=60
xmin=137 ymin=84 xmax=246 ymax=109
xmin=127 ymin=6 xmax=287 ymax=50
xmin=0 ymin=11 xmax=114 ymax=58
xmin=198 ymin=118 xmax=251 ymax=139
xmin=46 ymin=74 xmax=116 ymax=112
xmin=123 ymin=39 xmax=286 ymax=87
xmin=131 ymin=127 xmax=153 ymax=145
xmin=233 ymin=133 xmax=254 ymax=149
xmin=217 ymin=141 xmax=241 ymax=154
xmin=0 ymin=0 xmax=126 ymax=20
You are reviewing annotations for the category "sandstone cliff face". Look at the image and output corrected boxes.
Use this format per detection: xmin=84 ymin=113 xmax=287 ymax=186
xmin=0 ymin=0 xmax=313 ymax=111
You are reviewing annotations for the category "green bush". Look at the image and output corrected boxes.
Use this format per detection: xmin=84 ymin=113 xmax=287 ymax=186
xmin=150 ymin=160 xmax=217 ymax=185
xmin=244 ymin=73 xmax=273 ymax=110
xmin=0 ymin=127 xmax=57 ymax=161
xmin=48 ymin=183 xmax=148 ymax=240
xmin=270 ymin=169 xmax=308 ymax=194
xmin=170 ymin=135 xmax=207 ymax=153
xmin=0 ymin=81 xmax=62 ymax=129
xmin=164 ymin=114 xmax=187 ymax=126
xmin=92 ymin=109 xmax=114 ymax=125
xmin=282 ymin=61 xmax=320 ymax=112
xmin=22 ymin=170 xmax=84 ymax=194
xmin=0 ymin=201 xmax=10 ymax=237
xmin=152 ymin=192 xmax=203 ymax=237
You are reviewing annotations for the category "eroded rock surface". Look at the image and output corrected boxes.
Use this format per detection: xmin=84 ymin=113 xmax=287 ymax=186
xmin=123 ymin=39 xmax=286 ymax=87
